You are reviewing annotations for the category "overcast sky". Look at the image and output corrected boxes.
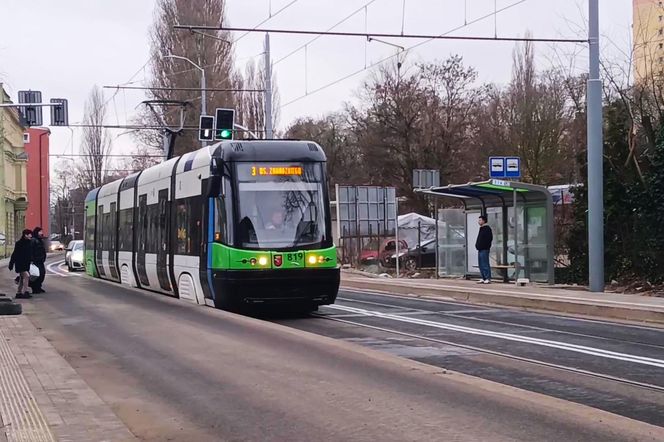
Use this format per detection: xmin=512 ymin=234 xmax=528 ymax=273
xmin=0 ymin=0 xmax=632 ymax=168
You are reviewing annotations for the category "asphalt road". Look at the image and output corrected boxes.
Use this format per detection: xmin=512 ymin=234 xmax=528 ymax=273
xmin=8 ymin=257 xmax=664 ymax=441
xmin=276 ymin=289 xmax=664 ymax=427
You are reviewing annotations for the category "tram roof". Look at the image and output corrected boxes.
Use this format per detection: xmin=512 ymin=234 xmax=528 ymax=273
xmin=212 ymin=140 xmax=327 ymax=162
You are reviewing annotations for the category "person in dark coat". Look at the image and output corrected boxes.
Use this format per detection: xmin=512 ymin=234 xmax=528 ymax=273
xmin=30 ymin=227 xmax=47 ymax=293
xmin=9 ymin=229 xmax=34 ymax=299
xmin=475 ymin=215 xmax=493 ymax=284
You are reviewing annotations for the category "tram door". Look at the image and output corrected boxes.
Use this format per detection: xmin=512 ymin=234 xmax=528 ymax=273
xmin=157 ymin=189 xmax=172 ymax=292
xmin=137 ymin=195 xmax=149 ymax=287
xmin=96 ymin=205 xmax=106 ymax=278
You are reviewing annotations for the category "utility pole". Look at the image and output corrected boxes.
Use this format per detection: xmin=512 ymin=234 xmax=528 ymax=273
xmin=587 ymin=0 xmax=604 ymax=292
xmin=264 ymin=33 xmax=273 ymax=139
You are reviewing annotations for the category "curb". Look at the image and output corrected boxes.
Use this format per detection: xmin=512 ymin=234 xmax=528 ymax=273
xmin=340 ymin=278 xmax=664 ymax=326
xmin=0 ymin=295 xmax=21 ymax=316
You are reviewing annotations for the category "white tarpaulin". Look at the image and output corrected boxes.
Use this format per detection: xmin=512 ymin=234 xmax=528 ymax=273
xmin=397 ymin=213 xmax=442 ymax=249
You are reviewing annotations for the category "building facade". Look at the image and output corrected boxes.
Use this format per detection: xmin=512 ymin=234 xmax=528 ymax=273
xmin=634 ymin=0 xmax=664 ymax=81
xmin=0 ymin=84 xmax=29 ymax=257
xmin=24 ymin=127 xmax=50 ymax=234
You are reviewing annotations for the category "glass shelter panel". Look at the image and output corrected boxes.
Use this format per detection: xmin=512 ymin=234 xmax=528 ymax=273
xmin=438 ymin=209 xmax=466 ymax=277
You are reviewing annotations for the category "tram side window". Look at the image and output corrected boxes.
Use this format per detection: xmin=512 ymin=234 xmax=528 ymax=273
xmin=97 ymin=206 xmax=104 ymax=250
xmin=138 ymin=195 xmax=147 ymax=253
xmin=146 ymin=204 xmax=158 ymax=254
xmin=85 ymin=208 xmax=94 ymax=250
xmin=103 ymin=211 xmax=112 ymax=251
xmin=175 ymin=197 xmax=202 ymax=256
xmin=118 ymin=208 xmax=133 ymax=252
xmin=109 ymin=202 xmax=117 ymax=253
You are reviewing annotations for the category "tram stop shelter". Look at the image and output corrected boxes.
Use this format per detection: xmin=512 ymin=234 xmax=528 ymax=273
xmin=415 ymin=179 xmax=555 ymax=284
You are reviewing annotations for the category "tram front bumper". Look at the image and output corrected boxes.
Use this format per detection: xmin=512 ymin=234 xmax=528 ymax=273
xmin=212 ymin=268 xmax=340 ymax=306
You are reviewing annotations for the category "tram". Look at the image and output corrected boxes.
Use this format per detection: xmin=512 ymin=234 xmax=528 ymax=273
xmin=84 ymin=140 xmax=339 ymax=311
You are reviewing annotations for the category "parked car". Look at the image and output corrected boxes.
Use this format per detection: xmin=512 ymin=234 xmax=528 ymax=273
xmin=402 ymin=238 xmax=437 ymax=270
xmin=49 ymin=240 xmax=65 ymax=252
xmin=65 ymin=240 xmax=84 ymax=271
xmin=361 ymin=238 xmax=408 ymax=267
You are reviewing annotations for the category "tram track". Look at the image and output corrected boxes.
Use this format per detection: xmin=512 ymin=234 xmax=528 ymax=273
xmin=337 ymin=295 xmax=664 ymax=351
xmin=315 ymin=312 xmax=664 ymax=394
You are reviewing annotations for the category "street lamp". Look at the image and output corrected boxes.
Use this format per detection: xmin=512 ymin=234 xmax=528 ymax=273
xmin=162 ymin=54 xmax=207 ymax=147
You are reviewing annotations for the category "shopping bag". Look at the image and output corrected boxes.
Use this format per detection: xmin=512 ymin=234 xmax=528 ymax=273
xmin=29 ymin=264 xmax=40 ymax=282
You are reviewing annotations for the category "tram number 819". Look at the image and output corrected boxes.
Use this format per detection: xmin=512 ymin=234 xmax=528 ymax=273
xmin=287 ymin=252 xmax=304 ymax=261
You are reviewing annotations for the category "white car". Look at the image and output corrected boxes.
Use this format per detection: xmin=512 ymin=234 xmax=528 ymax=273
xmin=49 ymin=240 xmax=65 ymax=252
xmin=65 ymin=240 xmax=84 ymax=271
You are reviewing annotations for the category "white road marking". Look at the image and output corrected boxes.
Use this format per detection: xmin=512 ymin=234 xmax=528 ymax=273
xmin=342 ymin=287 xmax=664 ymax=332
xmin=329 ymin=304 xmax=664 ymax=369
xmin=46 ymin=260 xmax=80 ymax=277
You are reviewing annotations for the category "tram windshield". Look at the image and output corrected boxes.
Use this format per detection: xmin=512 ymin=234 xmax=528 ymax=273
xmin=235 ymin=162 xmax=326 ymax=250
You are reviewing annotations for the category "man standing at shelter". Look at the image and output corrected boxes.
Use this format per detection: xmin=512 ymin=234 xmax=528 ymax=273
xmin=476 ymin=215 xmax=493 ymax=284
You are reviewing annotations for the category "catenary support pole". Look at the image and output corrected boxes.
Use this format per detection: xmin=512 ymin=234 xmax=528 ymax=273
xmin=587 ymin=0 xmax=604 ymax=292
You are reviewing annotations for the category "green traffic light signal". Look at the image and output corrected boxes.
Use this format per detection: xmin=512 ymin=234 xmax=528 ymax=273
xmin=215 ymin=108 xmax=235 ymax=140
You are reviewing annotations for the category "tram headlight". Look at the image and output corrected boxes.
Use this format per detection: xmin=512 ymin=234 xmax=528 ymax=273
xmin=308 ymin=255 xmax=317 ymax=265
xmin=258 ymin=256 xmax=268 ymax=266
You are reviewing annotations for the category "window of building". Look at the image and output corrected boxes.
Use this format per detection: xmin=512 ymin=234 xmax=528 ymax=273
xmin=660 ymin=28 xmax=663 ymax=35
xmin=22 ymin=133 xmax=29 ymax=143
xmin=660 ymin=15 xmax=663 ymax=22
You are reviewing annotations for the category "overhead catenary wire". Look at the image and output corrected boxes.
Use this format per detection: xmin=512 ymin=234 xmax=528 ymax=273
xmin=194 ymin=26 xmax=587 ymax=44
xmin=272 ymin=0 xmax=382 ymax=66
xmin=103 ymin=85 xmax=264 ymax=93
xmin=278 ymin=0 xmax=535 ymax=109
xmin=232 ymin=0 xmax=300 ymax=44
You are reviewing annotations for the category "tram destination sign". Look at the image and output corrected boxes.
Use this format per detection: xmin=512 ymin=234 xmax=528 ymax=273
xmin=251 ymin=165 xmax=303 ymax=176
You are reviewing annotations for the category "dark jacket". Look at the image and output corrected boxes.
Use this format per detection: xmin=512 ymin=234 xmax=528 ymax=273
xmin=31 ymin=237 xmax=47 ymax=263
xmin=9 ymin=238 xmax=32 ymax=273
xmin=475 ymin=225 xmax=493 ymax=251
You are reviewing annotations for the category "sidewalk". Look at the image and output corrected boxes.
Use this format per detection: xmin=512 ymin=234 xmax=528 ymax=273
xmin=341 ymin=270 xmax=664 ymax=326
xmin=0 ymin=313 xmax=135 ymax=441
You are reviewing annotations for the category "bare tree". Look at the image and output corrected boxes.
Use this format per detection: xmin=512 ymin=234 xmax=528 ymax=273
xmin=483 ymin=39 xmax=574 ymax=184
xmin=76 ymin=85 xmax=113 ymax=191
xmin=118 ymin=144 xmax=163 ymax=173
xmin=284 ymin=113 xmax=361 ymax=188
xmin=235 ymin=56 xmax=280 ymax=138
xmin=137 ymin=0 xmax=236 ymax=155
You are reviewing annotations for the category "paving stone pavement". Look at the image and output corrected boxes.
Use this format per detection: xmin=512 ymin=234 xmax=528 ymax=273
xmin=0 ymin=316 xmax=136 ymax=442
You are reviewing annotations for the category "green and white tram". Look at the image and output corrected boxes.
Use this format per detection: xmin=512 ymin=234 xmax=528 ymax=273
xmin=84 ymin=140 xmax=340 ymax=311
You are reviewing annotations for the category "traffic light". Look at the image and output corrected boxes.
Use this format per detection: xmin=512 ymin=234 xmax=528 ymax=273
xmin=50 ymin=98 xmax=69 ymax=126
xmin=215 ymin=108 xmax=235 ymax=140
xmin=199 ymin=115 xmax=214 ymax=141
xmin=18 ymin=90 xmax=43 ymax=126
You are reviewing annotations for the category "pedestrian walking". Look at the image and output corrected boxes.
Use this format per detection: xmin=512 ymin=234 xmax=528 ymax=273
xmin=9 ymin=229 xmax=34 ymax=299
xmin=30 ymin=227 xmax=47 ymax=294
xmin=476 ymin=215 xmax=493 ymax=284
